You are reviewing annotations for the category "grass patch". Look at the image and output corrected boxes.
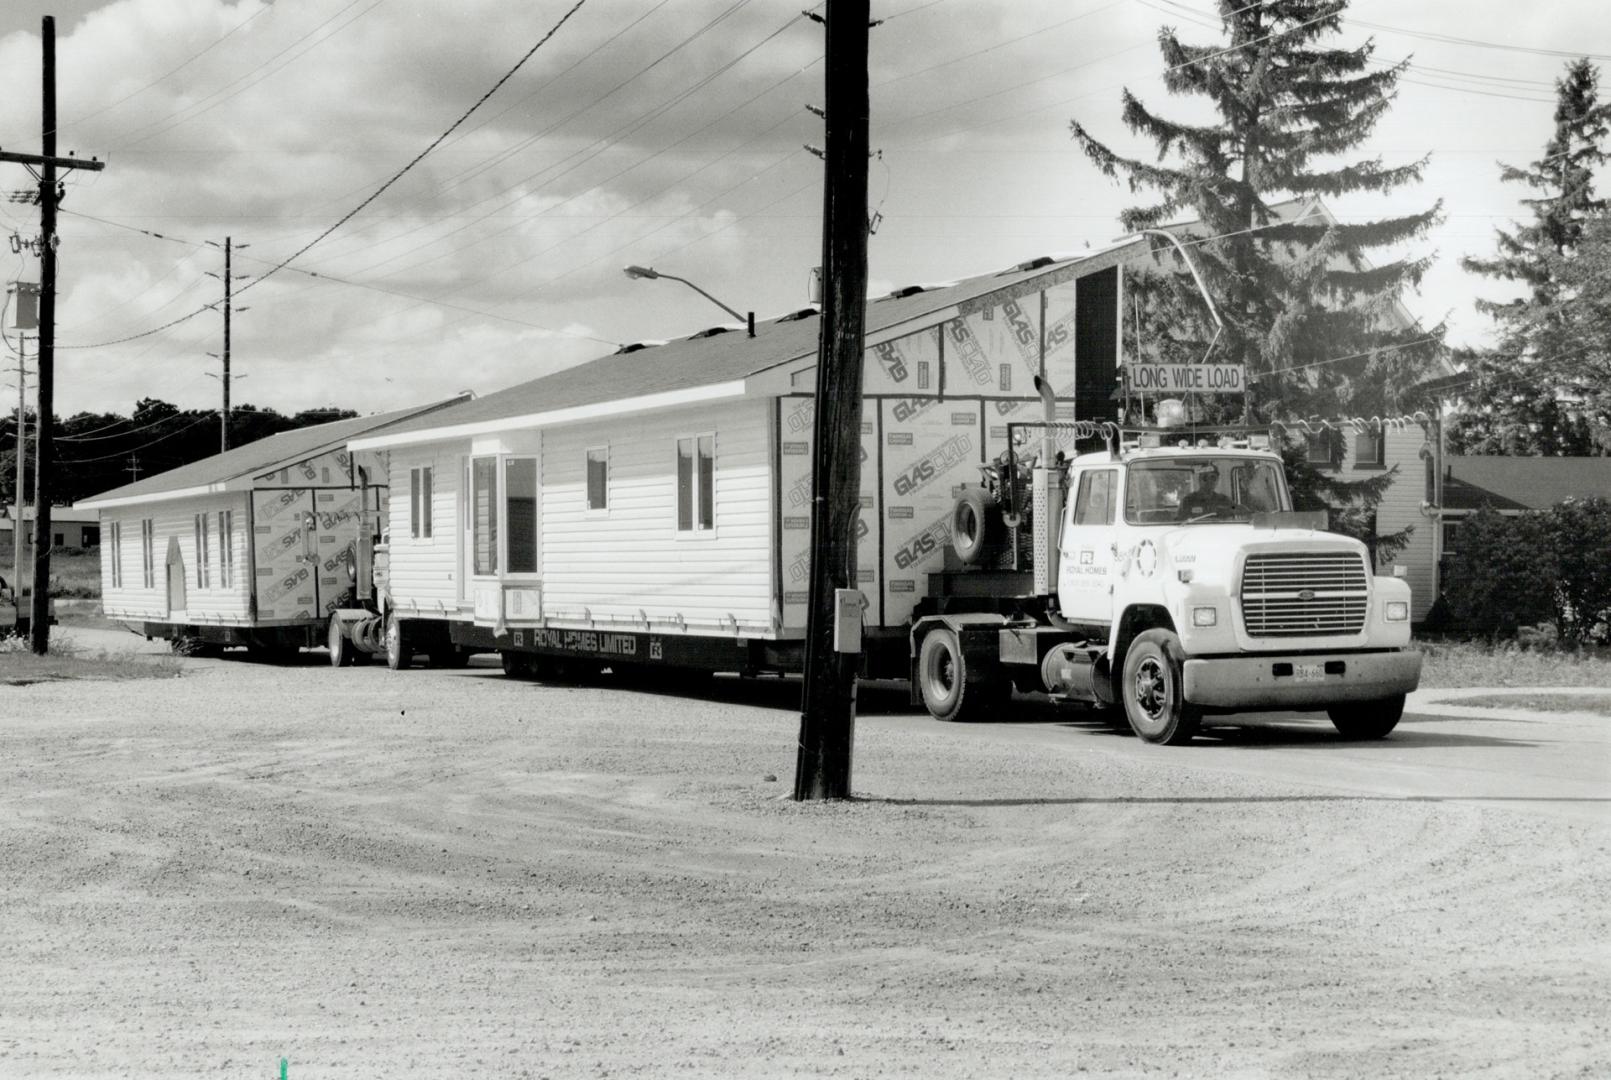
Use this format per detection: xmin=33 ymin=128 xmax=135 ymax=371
xmin=1441 ymin=692 xmax=1611 ymax=714
xmin=1 ymin=547 xmax=102 ymax=600
xmin=0 ymin=633 xmax=180 ymax=685
xmin=1418 ymin=639 xmax=1611 ymax=689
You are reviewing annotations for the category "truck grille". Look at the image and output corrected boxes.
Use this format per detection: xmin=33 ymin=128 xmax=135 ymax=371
xmin=1240 ymin=552 xmax=1369 ymax=637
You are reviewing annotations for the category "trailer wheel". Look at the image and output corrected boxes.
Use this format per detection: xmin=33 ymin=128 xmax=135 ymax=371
xmin=327 ymin=615 xmax=354 ymax=667
xmin=917 ymin=628 xmax=1005 ymax=722
xmin=384 ymin=615 xmax=413 ymax=671
xmin=1120 ymin=629 xmax=1200 ymax=745
xmin=1328 ymin=694 xmax=1405 ymax=740
xmin=500 ymin=650 xmax=533 ymax=679
xmin=951 ymin=486 xmax=998 ymax=566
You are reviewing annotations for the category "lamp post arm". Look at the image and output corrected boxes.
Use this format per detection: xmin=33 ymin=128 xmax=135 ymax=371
xmin=656 ymin=272 xmax=744 ymax=323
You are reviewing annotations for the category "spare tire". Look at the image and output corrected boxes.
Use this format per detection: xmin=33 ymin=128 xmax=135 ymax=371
xmin=951 ymin=486 xmax=999 ymax=565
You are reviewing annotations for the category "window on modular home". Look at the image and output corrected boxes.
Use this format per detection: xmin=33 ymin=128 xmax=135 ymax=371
xmin=109 ymin=522 xmax=122 ymax=588
xmin=410 ymin=466 xmax=433 ymax=539
xmin=586 ymin=448 xmax=608 ymax=512
xmin=1354 ymin=431 xmax=1385 ymax=467
xmin=471 ymin=456 xmax=498 ymax=575
xmin=194 ymin=513 xmax=211 ymax=588
xmin=505 ymin=457 xmax=538 ymax=574
xmin=676 ymin=435 xmax=715 ymax=533
xmin=218 ymin=511 xmax=233 ymax=588
xmin=141 ymin=520 xmax=155 ymax=588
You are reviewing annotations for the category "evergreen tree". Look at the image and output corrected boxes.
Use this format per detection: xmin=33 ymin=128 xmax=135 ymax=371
xmin=1071 ymin=0 xmax=1444 ymax=421
xmin=1451 ymin=58 xmax=1611 ymax=455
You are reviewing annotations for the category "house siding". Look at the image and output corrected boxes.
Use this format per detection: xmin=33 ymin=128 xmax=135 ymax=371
xmin=385 ymin=442 xmax=466 ymax=617
xmin=1322 ymin=424 xmax=1439 ymax=620
xmin=539 ymin=399 xmax=774 ymax=634
xmin=100 ymin=494 xmax=252 ymax=624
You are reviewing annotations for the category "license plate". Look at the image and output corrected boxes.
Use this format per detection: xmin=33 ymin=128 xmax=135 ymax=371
xmin=1294 ymin=662 xmax=1326 ymax=683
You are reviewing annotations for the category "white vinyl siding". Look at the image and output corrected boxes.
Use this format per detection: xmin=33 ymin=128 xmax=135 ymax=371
xmin=541 ymin=401 xmax=772 ymax=634
xmin=101 ymin=495 xmax=252 ymax=622
xmin=387 ymin=444 xmax=464 ymax=613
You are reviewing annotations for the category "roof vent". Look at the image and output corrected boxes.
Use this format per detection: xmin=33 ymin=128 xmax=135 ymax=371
xmin=688 ymin=325 xmax=733 ymax=340
xmin=613 ymin=341 xmax=662 ymax=355
xmin=777 ymin=306 xmax=820 ymax=323
xmin=888 ymin=284 xmax=926 ymax=299
xmin=1010 ymin=255 xmax=1056 ymax=274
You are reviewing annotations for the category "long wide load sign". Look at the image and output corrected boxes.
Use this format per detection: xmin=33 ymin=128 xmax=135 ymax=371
xmin=1126 ymin=362 xmax=1246 ymax=394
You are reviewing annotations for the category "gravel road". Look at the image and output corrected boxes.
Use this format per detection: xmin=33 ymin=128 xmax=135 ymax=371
xmin=3 ymin=633 xmax=1606 ymax=1078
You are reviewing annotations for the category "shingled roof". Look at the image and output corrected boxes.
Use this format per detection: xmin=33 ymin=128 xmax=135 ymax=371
xmin=1443 ymin=455 xmax=1611 ymax=512
xmin=78 ymin=396 xmax=469 ymax=509
xmin=349 ymin=240 xmax=1140 ymax=449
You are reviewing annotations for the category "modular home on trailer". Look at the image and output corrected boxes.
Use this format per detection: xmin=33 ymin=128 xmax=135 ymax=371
xmin=347 ymin=244 xmax=1137 ymax=678
xmin=79 ymin=399 xmax=465 ymax=657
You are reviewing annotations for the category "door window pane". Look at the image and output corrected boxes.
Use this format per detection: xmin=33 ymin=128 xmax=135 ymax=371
xmin=698 ymin=436 xmax=715 ymax=530
xmin=472 ymin=456 xmax=498 ymax=575
xmin=1073 ymin=470 xmax=1115 ymax=526
xmin=586 ymin=449 xmax=608 ymax=511
xmin=505 ymin=457 xmax=537 ymax=574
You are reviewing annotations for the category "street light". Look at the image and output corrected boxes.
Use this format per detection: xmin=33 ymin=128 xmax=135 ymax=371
xmin=623 ymin=264 xmax=754 ymax=337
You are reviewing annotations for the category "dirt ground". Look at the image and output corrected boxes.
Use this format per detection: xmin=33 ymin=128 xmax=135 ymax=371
xmin=2 ymin=637 xmax=1606 ymax=1079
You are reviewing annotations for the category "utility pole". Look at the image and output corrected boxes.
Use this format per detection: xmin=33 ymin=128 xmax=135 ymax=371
xmin=10 ymin=347 xmax=27 ymax=626
xmin=206 ymin=237 xmax=248 ymax=451
xmin=793 ymin=0 xmax=872 ymax=801
xmin=0 ymin=16 xmax=106 ymax=653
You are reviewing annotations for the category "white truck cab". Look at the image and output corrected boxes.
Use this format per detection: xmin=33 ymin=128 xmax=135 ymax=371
xmin=1054 ymin=443 xmax=1420 ymax=742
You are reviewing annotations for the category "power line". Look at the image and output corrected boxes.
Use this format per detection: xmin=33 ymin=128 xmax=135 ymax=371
xmin=238 ymin=0 xmax=592 ymax=297
xmin=59 ymin=413 xmax=217 ymax=463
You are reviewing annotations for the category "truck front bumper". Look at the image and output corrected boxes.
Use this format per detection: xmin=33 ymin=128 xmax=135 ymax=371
xmin=1182 ymin=650 xmax=1422 ymax=710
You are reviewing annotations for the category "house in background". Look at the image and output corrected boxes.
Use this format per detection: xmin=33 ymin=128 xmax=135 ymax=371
xmin=1439 ymin=455 xmax=1611 ymax=592
xmin=1 ymin=504 xmax=101 ymax=551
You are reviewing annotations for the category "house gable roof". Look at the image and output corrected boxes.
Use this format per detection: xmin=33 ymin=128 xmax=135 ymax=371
xmin=348 ymin=240 xmax=1143 ymax=450
xmin=77 ymin=396 xmax=469 ymax=510
xmin=1443 ymin=455 xmax=1611 ymax=512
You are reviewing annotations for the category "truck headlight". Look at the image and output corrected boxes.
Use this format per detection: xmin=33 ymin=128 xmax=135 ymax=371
xmin=1192 ymin=606 xmax=1217 ymax=627
xmin=1385 ymin=601 xmax=1409 ymax=622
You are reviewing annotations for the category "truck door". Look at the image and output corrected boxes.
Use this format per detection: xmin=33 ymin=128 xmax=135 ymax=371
xmin=1057 ymin=467 xmax=1118 ymax=625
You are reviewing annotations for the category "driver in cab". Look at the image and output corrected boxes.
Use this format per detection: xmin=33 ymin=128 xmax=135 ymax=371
xmin=1177 ymin=463 xmax=1234 ymax=521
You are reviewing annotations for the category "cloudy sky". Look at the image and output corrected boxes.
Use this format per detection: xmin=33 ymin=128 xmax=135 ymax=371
xmin=0 ymin=0 xmax=1604 ymax=422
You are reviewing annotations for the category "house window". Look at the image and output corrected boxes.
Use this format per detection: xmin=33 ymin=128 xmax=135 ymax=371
xmin=410 ymin=466 xmax=433 ymax=539
xmin=1073 ymin=470 xmax=1117 ymax=526
xmin=194 ymin=513 xmax=211 ymax=589
xmin=1305 ymin=434 xmax=1333 ymax=466
xmin=218 ymin=511 xmax=233 ymax=588
xmin=586 ymin=447 xmax=609 ymax=512
xmin=505 ymin=457 xmax=538 ymax=574
xmin=676 ymin=434 xmax=715 ymax=533
xmin=109 ymin=521 xmax=123 ymax=589
xmin=471 ymin=456 xmax=498 ymax=575
xmin=141 ymin=519 xmax=155 ymax=588
xmin=1354 ymin=431 xmax=1385 ymax=468
xmin=54 ymin=532 xmax=63 ymax=548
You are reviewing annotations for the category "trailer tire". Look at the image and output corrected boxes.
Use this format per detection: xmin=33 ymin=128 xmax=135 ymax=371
xmin=1120 ymin=629 xmax=1200 ymax=745
xmin=917 ymin=627 xmax=1006 ymax=723
xmin=500 ymin=650 xmax=534 ymax=679
xmin=1328 ymin=694 xmax=1404 ymax=740
xmin=951 ymin=486 xmax=998 ymax=566
xmin=327 ymin=615 xmax=354 ymax=667
xmin=384 ymin=615 xmax=413 ymax=671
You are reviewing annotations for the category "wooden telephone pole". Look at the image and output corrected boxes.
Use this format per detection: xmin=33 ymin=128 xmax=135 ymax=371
xmin=0 ymin=16 xmax=105 ymax=653
xmin=793 ymin=0 xmax=872 ymax=801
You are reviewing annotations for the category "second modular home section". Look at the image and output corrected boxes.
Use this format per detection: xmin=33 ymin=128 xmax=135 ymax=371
xmin=350 ymin=247 xmax=1129 ymax=661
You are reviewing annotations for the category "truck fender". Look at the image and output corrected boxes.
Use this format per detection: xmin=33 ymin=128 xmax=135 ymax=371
xmin=1107 ymin=604 xmax=1176 ymax=693
xmin=909 ymin=613 xmax=1012 ymax=705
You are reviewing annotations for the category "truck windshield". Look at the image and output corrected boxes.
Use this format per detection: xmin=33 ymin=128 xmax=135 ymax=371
xmin=1123 ymin=457 xmax=1288 ymax=525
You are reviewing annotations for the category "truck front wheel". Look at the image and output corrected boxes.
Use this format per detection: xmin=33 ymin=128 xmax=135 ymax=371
xmin=1120 ymin=629 xmax=1200 ymax=745
xmin=917 ymin=628 xmax=1006 ymax=722
xmin=1328 ymin=695 xmax=1405 ymax=739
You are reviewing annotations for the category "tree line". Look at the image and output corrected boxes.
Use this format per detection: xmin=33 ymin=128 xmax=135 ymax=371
xmin=0 ymin=398 xmax=358 ymax=508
